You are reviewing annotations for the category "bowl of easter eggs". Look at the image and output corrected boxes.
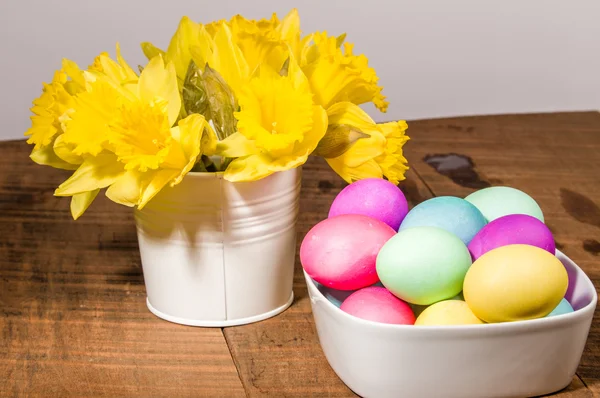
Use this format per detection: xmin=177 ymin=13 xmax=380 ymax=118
xmin=300 ymin=178 xmax=597 ymax=398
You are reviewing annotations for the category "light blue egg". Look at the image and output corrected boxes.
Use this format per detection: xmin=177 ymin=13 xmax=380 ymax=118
xmin=399 ymin=196 xmax=487 ymax=245
xmin=547 ymin=298 xmax=574 ymax=317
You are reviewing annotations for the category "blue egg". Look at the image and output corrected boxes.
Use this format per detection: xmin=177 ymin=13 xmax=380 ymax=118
xmin=399 ymin=196 xmax=487 ymax=245
xmin=547 ymin=298 xmax=574 ymax=317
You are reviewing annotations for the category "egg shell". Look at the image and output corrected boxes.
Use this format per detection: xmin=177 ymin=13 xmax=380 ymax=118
xmin=464 ymin=186 xmax=544 ymax=223
xmin=376 ymin=226 xmax=472 ymax=305
xmin=328 ymin=178 xmax=409 ymax=231
xmin=468 ymin=214 xmax=555 ymax=261
xmin=340 ymin=286 xmax=415 ymax=325
xmin=415 ymin=300 xmax=484 ymax=326
xmin=399 ymin=196 xmax=487 ymax=245
xmin=463 ymin=244 xmax=568 ymax=323
xmin=300 ymin=214 xmax=396 ymax=290
xmin=547 ymin=298 xmax=574 ymax=317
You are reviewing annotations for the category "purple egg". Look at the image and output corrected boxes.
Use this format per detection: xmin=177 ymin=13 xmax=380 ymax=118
xmin=468 ymin=214 xmax=555 ymax=261
xmin=328 ymin=178 xmax=409 ymax=231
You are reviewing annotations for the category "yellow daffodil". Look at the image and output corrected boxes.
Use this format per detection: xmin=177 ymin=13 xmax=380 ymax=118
xmin=53 ymin=55 xmax=216 ymax=218
xmin=215 ymin=57 xmax=327 ymax=181
xmin=300 ymin=31 xmax=388 ymax=112
xmin=320 ymin=102 xmax=409 ymax=184
xmin=322 ymin=102 xmax=386 ymax=183
xmin=24 ymin=70 xmax=71 ymax=150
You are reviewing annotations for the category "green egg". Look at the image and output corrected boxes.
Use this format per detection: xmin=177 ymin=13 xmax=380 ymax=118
xmin=376 ymin=226 xmax=472 ymax=306
xmin=464 ymin=186 xmax=544 ymax=223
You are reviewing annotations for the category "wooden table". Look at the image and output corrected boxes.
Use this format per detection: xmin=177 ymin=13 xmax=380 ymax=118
xmin=1 ymin=111 xmax=599 ymax=397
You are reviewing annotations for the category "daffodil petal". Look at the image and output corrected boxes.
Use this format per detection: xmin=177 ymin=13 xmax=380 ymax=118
xmin=116 ymin=43 xmax=139 ymax=82
xmin=138 ymin=169 xmax=181 ymax=209
xmin=105 ymin=169 xmax=146 ymax=207
xmin=326 ymin=158 xmax=382 ymax=184
xmin=278 ymin=8 xmax=300 ymax=43
xmin=138 ymin=56 xmax=181 ymax=126
xmin=70 ymin=189 xmax=100 ymax=220
xmin=215 ymin=132 xmax=259 ymax=158
xmin=165 ymin=16 xmax=204 ymax=84
xmin=55 ymin=154 xmax=125 ymax=196
xmin=30 ymin=141 xmax=78 ymax=170
xmin=223 ymin=155 xmax=274 ymax=182
xmin=53 ymin=134 xmax=83 ymax=165
xmin=210 ymin=23 xmax=250 ymax=95
xmin=168 ymin=114 xmax=204 ymax=185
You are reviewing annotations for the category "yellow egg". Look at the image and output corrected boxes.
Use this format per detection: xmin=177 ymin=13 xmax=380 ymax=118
xmin=415 ymin=300 xmax=484 ymax=326
xmin=463 ymin=244 xmax=568 ymax=323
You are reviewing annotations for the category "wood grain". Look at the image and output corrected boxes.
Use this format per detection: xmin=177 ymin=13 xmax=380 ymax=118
xmin=0 ymin=140 xmax=245 ymax=397
xmin=1 ymin=111 xmax=599 ymax=397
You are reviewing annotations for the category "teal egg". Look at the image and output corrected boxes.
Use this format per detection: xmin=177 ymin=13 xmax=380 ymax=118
xmin=547 ymin=298 xmax=574 ymax=317
xmin=465 ymin=186 xmax=544 ymax=223
xmin=376 ymin=226 xmax=472 ymax=305
xmin=399 ymin=196 xmax=487 ymax=245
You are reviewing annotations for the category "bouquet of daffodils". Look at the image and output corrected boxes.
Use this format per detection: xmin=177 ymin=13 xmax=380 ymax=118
xmin=24 ymin=9 xmax=409 ymax=219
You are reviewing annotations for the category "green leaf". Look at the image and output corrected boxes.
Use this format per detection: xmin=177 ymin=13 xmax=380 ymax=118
xmin=180 ymin=61 xmax=238 ymax=141
xmin=202 ymin=64 xmax=238 ymax=140
xmin=314 ymin=124 xmax=370 ymax=158
xmin=182 ymin=61 xmax=209 ymax=116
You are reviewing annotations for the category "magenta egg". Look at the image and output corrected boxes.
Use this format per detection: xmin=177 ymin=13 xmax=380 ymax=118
xmin=328 ymin=178 xmax=409 ymax=231
xmin=300 ymin=214 xmax=396 ymax=290
xmin=341 ymin=286 xmax=415 ymax=325
xmin=468 ymin=214 xmax=555 ymax=261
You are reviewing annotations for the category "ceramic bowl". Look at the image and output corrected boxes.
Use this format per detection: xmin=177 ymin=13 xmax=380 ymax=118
xmin=304 ymin=249 xmax=597 ymax=398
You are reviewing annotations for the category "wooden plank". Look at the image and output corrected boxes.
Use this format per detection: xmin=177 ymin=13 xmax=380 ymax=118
xmin=0 ymin=140 xmax=245 ymax=397
xmin=223 ymin=157 xmax=434 ymax=397
xmin=404 ymin=111 xmax=600 ymax=397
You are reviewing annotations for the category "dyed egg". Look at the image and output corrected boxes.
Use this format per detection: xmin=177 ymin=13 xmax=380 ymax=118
xmin=328 ymin=178 xmax=409 ymax=231
xmin=463 ymin=244 xmax=568 ymax=323
xmin=340 ymin=286 xmax=415 ymax=325
xmin=468 ymin=214 xmax=555 ymax=261
xmin=415 ymin=300 xmax=484 ymax=326
xmin=376 ymin=226 xmax=472 ymax=305
xmin=399 ymin=196 xmax=487 ymax=245
xmin=300 ymin=214 xmax=396 ymax=290
xmin=547 ymin=298 xmax=574 ymax=317
xmin=465 ymin=186 xmax=544 ymax=222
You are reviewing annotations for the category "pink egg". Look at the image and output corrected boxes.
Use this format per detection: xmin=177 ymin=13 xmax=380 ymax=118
xmin=468 ymin=214 xmax=555 ymax=261
xmin=300 ymin=214 xmax=396 ymax=290
xmin=328 ymin=178 xmax=409 ymax=231
xmin=341 ymin=286 xmax=415 ymax=325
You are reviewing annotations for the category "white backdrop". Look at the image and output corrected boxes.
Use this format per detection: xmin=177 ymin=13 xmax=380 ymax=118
xmin=1 ymin=0 xmax=599 ymax=141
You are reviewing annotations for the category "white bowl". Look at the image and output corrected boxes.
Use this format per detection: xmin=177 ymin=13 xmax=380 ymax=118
xmin=305 ymin=249 xmax=597 ymax=398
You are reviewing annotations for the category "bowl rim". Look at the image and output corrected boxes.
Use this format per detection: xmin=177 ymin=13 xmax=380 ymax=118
xmin=304 ymin=249 xmax=598 ymax=332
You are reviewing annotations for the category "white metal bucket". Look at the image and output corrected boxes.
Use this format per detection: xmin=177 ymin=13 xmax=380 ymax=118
xmin=134 ymin=168 xmax=301 ymax=327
